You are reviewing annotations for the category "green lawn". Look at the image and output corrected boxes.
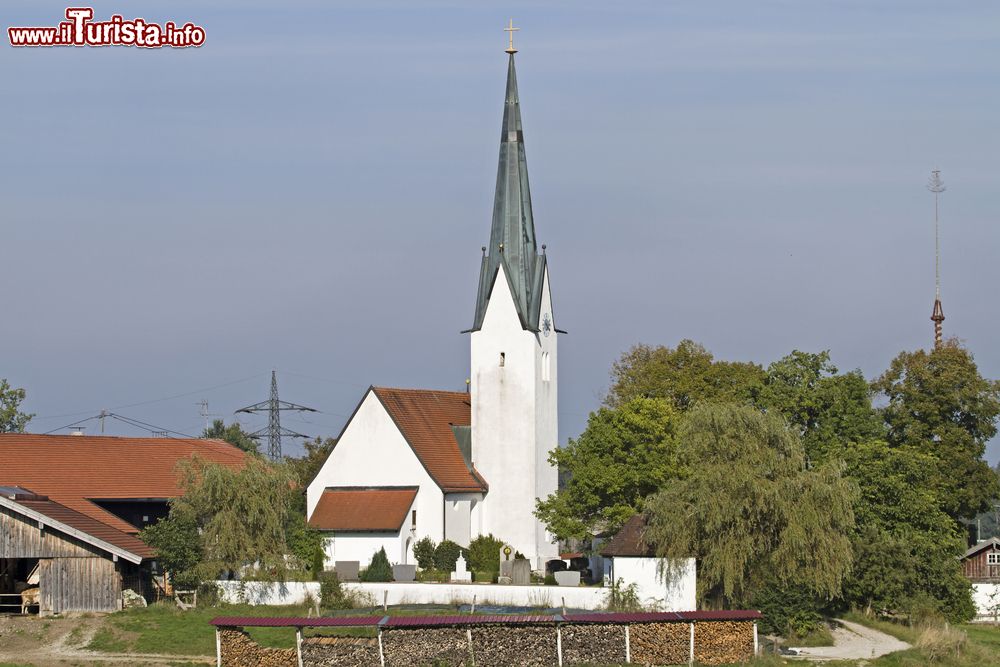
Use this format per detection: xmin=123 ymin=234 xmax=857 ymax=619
xmin=87 ymin=602 xmax=311 ymax=655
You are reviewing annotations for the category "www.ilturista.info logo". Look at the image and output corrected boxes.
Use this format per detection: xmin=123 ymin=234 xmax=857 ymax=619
xmin=8 ymin=8 xmax=205 ymax=48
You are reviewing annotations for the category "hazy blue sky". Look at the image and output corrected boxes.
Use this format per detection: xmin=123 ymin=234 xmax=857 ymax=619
xmin=4 ymin=1 xmax=999 ymax=460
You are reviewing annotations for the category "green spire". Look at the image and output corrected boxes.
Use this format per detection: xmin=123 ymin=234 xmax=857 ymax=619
xmin=471 ymin=53 xmax=547 ymax=332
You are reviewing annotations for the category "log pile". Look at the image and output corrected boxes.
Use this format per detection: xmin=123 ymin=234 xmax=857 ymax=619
xmin=381 ymin=627 xmax=471 ymax=666
xmin=629 ymin=621 xmax=690 ymax=666
xmin=694 ymin=620 xmax=755 ymax=665
xmin=470 ymin=625 xmax=558 ymax=667
xmin=301 ymin=636 xmax=381 ymax=667
xmin=219 ymin=628 xmax=297 ymax=667
xmin=560 ymin=623 xmax=626 ymax=666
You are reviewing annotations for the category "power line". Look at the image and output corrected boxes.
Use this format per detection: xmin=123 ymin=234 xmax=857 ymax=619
xmin=31 ymin=372 xmax=269 ymax=421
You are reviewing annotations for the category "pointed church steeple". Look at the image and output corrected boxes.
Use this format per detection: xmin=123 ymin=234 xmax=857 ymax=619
xmin=471 ymin=50 xmax=547 ymax=332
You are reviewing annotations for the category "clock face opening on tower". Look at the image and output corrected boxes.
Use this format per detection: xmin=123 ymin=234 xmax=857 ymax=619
xmin=542 ymin=313 xmax=552 ymax=337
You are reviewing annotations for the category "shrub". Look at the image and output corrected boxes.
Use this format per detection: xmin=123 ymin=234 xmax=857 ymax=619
xmin=361 ymin=547 xmax=393 ymax=582
xmin=544 ymin=574 xmax=557 ymax=586
xmin=414 ymin=536 xmax=437 ymax=569
xmin=319 ymin=571 xmax=354 ymax=610
xmin=467 ymin=534 xmax=505 ymax=573
xmin=416 ymin=568 xmax=449 ymax=583
xmin=433 ymin=540 xmax=467 ymax=572
xmin=604 ymin=579 xmax=642 ymax=612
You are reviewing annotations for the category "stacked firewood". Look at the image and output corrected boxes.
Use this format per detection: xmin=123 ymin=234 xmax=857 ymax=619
xmin=301 ymin=636 xmax=380 ymax=667
xmin=693 ymin=621 xmax=755 ymax=665
xmin=629 ymin=622 xmax=690 ymax=666
xmin=470 ymin=625 xmax=558 ymax=667
xmin=382 ymin=627 xmax=471 ymax=666
xmin=219 ymin=628 xmax=297 ymax=667
xmin=560 ymin=623 xmax=626 ymax=665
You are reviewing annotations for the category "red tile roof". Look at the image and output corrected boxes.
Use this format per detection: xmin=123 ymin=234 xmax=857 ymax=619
xmin=6 ymin=496 xmax=153 ymax=560
xmin=370 ymin=387 xmax=487 ymax=493
xmin=308 ymin=487 xmax=417 ymax=531
xmin=0 ymin=434 xmax=246 ymax=539
xmin=601 ymin=514 xmax=655 ymax=557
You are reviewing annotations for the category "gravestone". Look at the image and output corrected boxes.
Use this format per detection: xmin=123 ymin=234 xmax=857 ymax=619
xmin=511 ymin=559 xmax=531 ymax=586
xmin=499 ymin=544 xmax=515 ymax=580
xmin=451 ymin=554 xmax=472 ymax=582
xmin=335 ymin=560 xmax=360 ymax=582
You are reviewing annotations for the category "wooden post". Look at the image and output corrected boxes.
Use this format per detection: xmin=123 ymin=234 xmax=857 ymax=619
xmin=624 ymin=624 xmax=631 ymax=664
xmin=561 ymin=596 xmax=566 ymax=617
xmin=753 ymin=621 xmax=759 ymax=656
xmin=466 ymin=628 xmax=474 ymax=666
xmin=556 ymin=625 xmax=563 ymax=667
xmin=377 ymin=627 xmax=386 ymax=667
xmin=215 ymin=628 xmax=222 ymax=667
xmin=471 ymin=594 xmax=476 ymax=614
xmin=688 ymin=622 xmax=695 ymax=665
xmin=296 ymin=628 xmax=304 ymax=667
xmin=383 ymin=589 xmax=388 ymax=612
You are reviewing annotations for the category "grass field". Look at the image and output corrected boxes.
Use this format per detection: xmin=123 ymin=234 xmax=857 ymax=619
xmin=86 ymin=603 xmax=311 ymax=654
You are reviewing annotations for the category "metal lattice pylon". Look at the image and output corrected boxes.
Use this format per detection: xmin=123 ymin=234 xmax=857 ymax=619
xmin=236 ymin=370 xmax=317 ymax=461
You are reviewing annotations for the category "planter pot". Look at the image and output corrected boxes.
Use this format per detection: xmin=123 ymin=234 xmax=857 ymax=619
xmin=554 ymin=570 xmax=581 ymax=587
xmin=392 ymin=564 xmax=416 ymax=582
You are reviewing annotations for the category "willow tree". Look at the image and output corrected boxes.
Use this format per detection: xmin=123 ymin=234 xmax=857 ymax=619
xmin=644 ymin=403 xmax=855 ymax=608
xmin=149 ymin=455 xmax=297 ymax=582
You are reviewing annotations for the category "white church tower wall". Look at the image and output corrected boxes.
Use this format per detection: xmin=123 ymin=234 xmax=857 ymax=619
xmin=471 ymin=265 xmax=558 ymax=567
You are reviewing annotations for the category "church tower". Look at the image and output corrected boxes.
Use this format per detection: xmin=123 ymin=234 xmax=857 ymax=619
xmin=467 ymin=34 xmax=559 ymax=568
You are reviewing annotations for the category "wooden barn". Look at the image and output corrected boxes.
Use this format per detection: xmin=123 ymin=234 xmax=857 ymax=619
xmin=0 ymin=434 xmax=246 ymax=615
xmin=1 ymin=486 xmax=148 ymax=613
xmin=961 ymin=537 xmax=1000 ymax=582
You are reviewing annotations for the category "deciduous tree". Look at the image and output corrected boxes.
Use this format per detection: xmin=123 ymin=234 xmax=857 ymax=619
xmin=606 ymin=340 xmax=765 ymax=411
xmin=757 ymin=350 xmax=881 ymax=464
xmin=837 ymin=440 xmax=974 ymax=621
xmin=535 ymin=397 xmax=680 ymax=540
xmin=202 ymin=419 xmax=258 ymax=454
xmin=872 ymin=340 xmax=1000 ymax=520
xmin=0 ymin=379 xmax=33 ymax=433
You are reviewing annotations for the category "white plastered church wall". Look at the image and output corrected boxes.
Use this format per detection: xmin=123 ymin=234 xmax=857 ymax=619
xmin=534 ymin=268 xmax=559 ymax=564
xmin=471 ymin=263 xmax=558 ymax=568
xmin=306 ymin=390 xmax=443 ymax=566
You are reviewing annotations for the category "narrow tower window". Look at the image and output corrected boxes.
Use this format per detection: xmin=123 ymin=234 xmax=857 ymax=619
xmin=499 ymin=352 xmax=505 ymax=367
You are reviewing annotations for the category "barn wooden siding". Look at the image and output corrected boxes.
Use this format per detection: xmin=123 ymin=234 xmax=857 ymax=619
xmin=39 ymin=557 xmax=121 ymax=613
xmin=963 ymin=545 xmax=1000 ymax=581
xmin=1 ymin=504 xmax=123 ymax=613
xmin=0 ymin=505 xmax=103 ymax=558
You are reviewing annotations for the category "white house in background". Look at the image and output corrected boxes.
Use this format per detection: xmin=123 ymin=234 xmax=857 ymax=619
xmin=601 ymin=514 xmax=697 ymax=611
xmin=307 ymin=48 xmax=560 ymax=570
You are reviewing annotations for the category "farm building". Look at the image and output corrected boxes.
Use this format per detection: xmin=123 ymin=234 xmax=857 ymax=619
xmin=601 ymin=514 xmax=697 ymax=611
xmin=0 ymin=434 xmax=245 ymax=614
xmin=961 ymin=537 xmax=1000 ymax=620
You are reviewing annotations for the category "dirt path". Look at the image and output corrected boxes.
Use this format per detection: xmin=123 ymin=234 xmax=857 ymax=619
xmin=789 ymin=618 xmax=911 ymax=661
xmin=0 ymin=614 xmax=214 ymax=666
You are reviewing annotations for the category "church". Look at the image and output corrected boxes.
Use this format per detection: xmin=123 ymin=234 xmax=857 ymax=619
xmin=306 ymin=44 xmax=561 ymax=571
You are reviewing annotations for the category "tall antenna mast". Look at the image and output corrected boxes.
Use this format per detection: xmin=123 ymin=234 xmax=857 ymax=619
xmin=928 ymin=169 xmax=946 ymax=349
xmin=235 ymin=370 xmax=317 ymax=461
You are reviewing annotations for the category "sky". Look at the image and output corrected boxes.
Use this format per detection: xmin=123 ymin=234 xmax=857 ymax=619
xmin=3 ymin=1 xmax=999 ymax=460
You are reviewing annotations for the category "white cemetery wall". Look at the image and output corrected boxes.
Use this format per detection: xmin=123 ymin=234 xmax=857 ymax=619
xmin=609 ymin=557 xmax=697 ymax=611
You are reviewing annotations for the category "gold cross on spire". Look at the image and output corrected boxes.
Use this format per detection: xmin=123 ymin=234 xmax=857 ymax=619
xmin=504 ymin=19 xmax=519 ymax=54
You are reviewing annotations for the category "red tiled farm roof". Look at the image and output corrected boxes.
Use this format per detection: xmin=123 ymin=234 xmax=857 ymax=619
xmin=369 ymin=387 xmax=486 ymax=493
xmin=308 ymin=487 xmax=418 ymax=532
xmin=0 ymin=433 xmax=246 ymax=539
